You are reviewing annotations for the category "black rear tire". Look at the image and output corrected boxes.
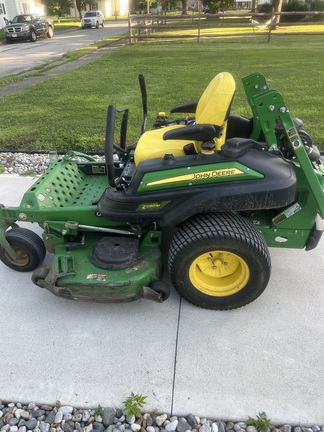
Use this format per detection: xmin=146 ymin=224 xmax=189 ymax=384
xmin=168 ymin=212 xmax=271 ymax=310
xmin=0 ymin=228 xmax=46 ymax=272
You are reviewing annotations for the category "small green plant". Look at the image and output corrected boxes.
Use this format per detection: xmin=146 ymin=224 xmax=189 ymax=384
xmin=20 ymin=170 xmax=37 ymax=177
xmin=55 ymin=400 xmax=61 ymax=410
xmin=150 ymin=408 xmax=159 ymax=418
xmin=94 ymin=404 xmax=104 ymax=417
xmin=246 ymin=412 xmax=272 ymax=432
xmin=123 ymin=392 xmax=147 ymax=418
xmin=0 ymin=165 xmax=4 ymax=174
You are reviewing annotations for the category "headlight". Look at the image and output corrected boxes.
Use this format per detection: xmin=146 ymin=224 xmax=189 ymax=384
xmin=21 ymin=25 xmax=29 ymax=30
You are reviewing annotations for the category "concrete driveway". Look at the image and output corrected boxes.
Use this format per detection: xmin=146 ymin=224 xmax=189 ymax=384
xmin=0 ymin=174 xmax=323 ymax=425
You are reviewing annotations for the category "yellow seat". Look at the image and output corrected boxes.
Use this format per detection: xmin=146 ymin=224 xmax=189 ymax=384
xmin=134 ymin=72 xmax=236 ymax=165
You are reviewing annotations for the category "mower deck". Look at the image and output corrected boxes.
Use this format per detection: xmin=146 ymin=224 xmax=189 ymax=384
xmin=35 ymin=232 xmax=163 ymax=302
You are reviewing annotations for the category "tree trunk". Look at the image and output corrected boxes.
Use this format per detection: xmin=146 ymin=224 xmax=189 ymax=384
xmin=251 ymin=0 xmax=258 ymax=12
xmin=181 ymin=0 xmax=188 ymax=14
xmin=75 ymin=0 xmax=83 ymax=19
xmin=272 ymin=0 xmax=283 ymax=28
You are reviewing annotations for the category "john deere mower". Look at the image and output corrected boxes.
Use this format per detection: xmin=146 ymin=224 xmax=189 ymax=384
xmin=0 ymin=72 xmax=323 ymax=310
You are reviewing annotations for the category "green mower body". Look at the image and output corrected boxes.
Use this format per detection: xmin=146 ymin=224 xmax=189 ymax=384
xmin=0 ymin=72 xmax=323 ymax=310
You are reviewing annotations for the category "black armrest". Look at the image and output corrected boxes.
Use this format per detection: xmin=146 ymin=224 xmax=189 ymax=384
xmin=163 ymin=124 xmax=221 ymax=142
xmin=170 ymin=101 xmax=199 ymax=114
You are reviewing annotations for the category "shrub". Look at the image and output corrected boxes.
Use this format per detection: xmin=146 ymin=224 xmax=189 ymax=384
xmin=310 ymin=0 xmax=324 ymax=20
xmin=257 ymin=3 xmax=272 ymax=14
xmin=281 ymin=0 xmax=308 ymax=22
xmin=256 ymin=3 xmax=272 ymax=22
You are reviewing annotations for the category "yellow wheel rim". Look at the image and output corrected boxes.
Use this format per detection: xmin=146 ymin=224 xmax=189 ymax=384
xmin=4 ymin=245 xmax=29 ymax=267
xmin=189 ymin=250 xmax=250 ymax=296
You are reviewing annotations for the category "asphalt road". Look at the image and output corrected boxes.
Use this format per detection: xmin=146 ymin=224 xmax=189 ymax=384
xmin=0 ymin=21 xmax=128 ymax=78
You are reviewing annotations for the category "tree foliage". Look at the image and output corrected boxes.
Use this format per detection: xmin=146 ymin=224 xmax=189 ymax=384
xmin=130 ymin=0 xmax=160 ymax=13
xmin=202 ymin=0 xmax=233 ymax=14
xmin=42 ymin=0 xmax=96 ymax=18
xmin=42 ymin=0 xmax=72 ymax=16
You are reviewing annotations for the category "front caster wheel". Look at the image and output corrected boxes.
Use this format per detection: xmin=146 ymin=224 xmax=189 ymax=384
xmin=150 ymin=280 xmax=170 ymax=301
xmin=168 ymin=213 xmax=271 ymax=310
xmin=0 ymin=228 xmax=46 ymax=272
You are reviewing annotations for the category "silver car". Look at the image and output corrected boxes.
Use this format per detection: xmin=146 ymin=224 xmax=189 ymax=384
xmin=81 ymin=10 xmax=105 ymax=29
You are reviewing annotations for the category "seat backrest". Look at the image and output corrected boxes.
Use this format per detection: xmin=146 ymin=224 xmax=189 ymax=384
xmin=195 ymin=72 xmax=236 ymax=148
xmin=196 ymin=72 xmax=235 ymax=123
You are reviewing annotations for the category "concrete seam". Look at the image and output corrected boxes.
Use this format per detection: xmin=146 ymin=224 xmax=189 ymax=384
xmin=170 ymin=296 xmax=182 ymax=416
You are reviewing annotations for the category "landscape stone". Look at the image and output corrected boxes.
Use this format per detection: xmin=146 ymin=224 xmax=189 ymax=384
xmin=25 ymin=419 xmax=38 ymax=430
xmin=102 ymin=410 xmax=116 ymax=428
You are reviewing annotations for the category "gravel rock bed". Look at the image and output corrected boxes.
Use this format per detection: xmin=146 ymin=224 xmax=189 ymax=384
xmin=0 ymin=153 xmax=104 ymax=175
xmin=1 ymin=151 xmax=324 ymax=176
xmin=0 ymin=153 xmax=52 ymax=175
xmin=0 ymin=401 xmax=323 ymax=432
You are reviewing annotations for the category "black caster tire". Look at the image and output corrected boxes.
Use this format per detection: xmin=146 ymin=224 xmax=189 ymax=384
xmin=0 ymin=228 xmax=46 ymax=272
xmin=150 ymin=280 xmax=170 ymax=301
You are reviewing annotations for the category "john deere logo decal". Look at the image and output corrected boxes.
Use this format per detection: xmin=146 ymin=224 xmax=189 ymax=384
xmin=147 ymin=168 xmax=244 ymax=187
xmin=192 ymin=168 xmax=242 ymax=180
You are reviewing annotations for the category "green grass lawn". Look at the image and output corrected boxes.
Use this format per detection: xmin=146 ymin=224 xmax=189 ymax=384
xmin=0 ymin=34 xmax=323 ymax=151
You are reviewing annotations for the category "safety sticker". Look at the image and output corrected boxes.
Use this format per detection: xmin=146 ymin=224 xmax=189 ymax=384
xmin=272 ymin=203 xmax=301 ymax=225
xmin=86 ymin=274 xmax=107 ymax=281
xmin=92 ymin=165 xmax=106 ymax=174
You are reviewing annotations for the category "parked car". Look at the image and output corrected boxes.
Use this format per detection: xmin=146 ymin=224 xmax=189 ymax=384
xmin=81 ymin=10 xmax=105 ymax=28
xmin=4 ymin=14 xmax=54 ymax=43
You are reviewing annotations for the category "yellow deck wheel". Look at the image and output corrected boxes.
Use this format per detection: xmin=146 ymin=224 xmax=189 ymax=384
xmin=4 ymin=245 xmax=30 ymax=267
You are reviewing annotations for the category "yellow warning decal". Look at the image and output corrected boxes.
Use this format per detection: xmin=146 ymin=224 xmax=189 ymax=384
xmin=287 ymin=127 xmax=303 ymax=150
xmin=146 ymin=168 xmax=244 ymax=187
